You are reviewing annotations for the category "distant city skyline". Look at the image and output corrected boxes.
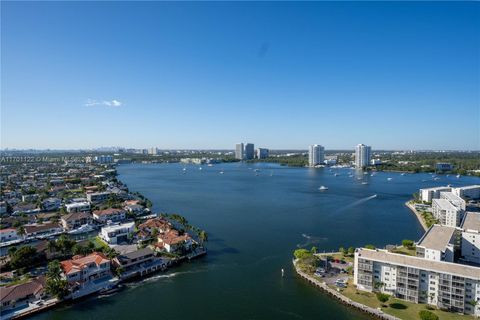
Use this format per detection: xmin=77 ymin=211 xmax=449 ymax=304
xmin=2 ymin=2 xmax=479 ymax=150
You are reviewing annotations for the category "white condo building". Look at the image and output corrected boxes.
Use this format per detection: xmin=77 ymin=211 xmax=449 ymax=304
xmin=452 ymin=185 xmax=480 ymax=200
xmin=419 ymin=186 xmax=452 ymax=203
xmin=432 ymin=199 xmax=464 ymax=227
xmin=308 ymin=144 xmax=325 ymax=167
xmin=415 ymin=225 xmax=457 ymax=262
xmin=354 ymin=248 xmax=480 ymax=316
xmin=460 ymin=212 xmax=480 ymax=265
xmin=355 ymin=144 xmax=371 ymax=168
xmin=440 ymin=191 xmax=466 ymax=211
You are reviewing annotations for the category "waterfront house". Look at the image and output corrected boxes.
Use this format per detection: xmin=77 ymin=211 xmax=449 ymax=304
xmin=138 ymin=218 xmax=172 ymax=236
xmin=113 ymin=247 xmax=167 ymax=279
xmin=100 ymin=222 xmax=135 ymax=244
xmin=0 ymin=276 xmax=46 ymax=312
xmin=93 ymin=208 xmax=126 ymax=224
xmin=60 ymin=252 xmax=114 ymax=298
xmin=61 ymin=212 xmax=93 ymax=230
xmin=124 ymin=204 xmax=145 ymax=216
xmin=156 ymin=229 xmax=194 ymax=253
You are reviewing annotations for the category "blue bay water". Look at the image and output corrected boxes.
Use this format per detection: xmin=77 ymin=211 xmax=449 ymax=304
xmin=33 ymin=163 xmax=480 ymax=320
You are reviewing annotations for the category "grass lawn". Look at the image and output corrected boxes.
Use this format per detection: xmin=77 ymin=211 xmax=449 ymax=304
xmin=317 ymin=252 xmax=354 ymax=264
xmin=390 ymin=246 xmax=416 ymax=256
xmin=90 ymin=236 xmax=109 ymax=250
xmin=340 ymin=280 xmax=473 ymax=320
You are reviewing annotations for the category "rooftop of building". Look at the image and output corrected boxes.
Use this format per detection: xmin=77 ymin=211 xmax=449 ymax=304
xmin=432 ymin=198 xmax=458 ymax=210
xmin=60 ymin=252 xmax=110 ymax=275
xmin=101 ymin=221 xmax=135 ymax=232
xmin=62 ymin=211 xmax=92 ymax=222
xmin=461 ymin=211 xmax=480 ymax=232
xmin=356 ymin=248 xmax=479 ymax=279
xmin=440 ymin=191 xmax=464 ymax=201
xmin=0 ymin=276 xmax=45 ymax=303
xmin=454 ymin=185 xmax=480 ymax=190
xmin=416 ymin=225 xmax=457 ymax=251
xmin=93 ymin=208 xmax=126 ymax=216
xmin=420 ymin=186 xmax=451 ymax=191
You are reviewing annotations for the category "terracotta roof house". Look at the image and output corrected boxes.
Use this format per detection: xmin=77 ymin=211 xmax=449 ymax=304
xmin=60 ymin=252 xmax=112 ymax=285
xmin=138 ymin=218 xmax=172 ymax=238
xmin=156 ymin=229 xmax=194 ymax=253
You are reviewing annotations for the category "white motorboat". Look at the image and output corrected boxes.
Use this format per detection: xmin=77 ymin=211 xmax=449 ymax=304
xmin=319 ymin=186 xmax=328 ymax=191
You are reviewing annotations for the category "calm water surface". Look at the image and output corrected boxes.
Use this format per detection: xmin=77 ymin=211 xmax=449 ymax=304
xmin=33 ymin=163 xmax=480 ymax=320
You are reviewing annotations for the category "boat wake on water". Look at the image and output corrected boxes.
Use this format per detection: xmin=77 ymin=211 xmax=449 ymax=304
xmin=297 ymin=233 xmax=328 ymax=248
xmin=335 ymin=194 xmax=377 ymax=213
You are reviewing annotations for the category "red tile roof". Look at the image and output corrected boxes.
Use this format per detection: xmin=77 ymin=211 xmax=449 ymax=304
xmin=60 ymin=252 xmax=110 ymax=275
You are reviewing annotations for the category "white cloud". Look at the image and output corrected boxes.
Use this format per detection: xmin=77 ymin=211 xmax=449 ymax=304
xmin=84 ymin=99 xmax=123 ymax=107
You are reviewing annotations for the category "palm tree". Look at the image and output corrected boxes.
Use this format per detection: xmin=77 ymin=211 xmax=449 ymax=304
xmin=47 ymin=240 xmax=57 ymax=254
xmin=198 ymin=230 xmax=208 ymax=244
xmin=16 ymin=226 xmax=26 ymax=239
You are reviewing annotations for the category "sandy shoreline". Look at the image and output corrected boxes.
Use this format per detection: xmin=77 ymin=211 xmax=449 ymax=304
xmin=404 ymin=200 xmax=428 ymax=232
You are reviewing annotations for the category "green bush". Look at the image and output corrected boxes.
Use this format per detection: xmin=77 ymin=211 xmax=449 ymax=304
xmin=419 ymin=310 xmax=439 ymax=320
xmin=375 ymin=292 xmax=390 ymax=303
xmin=294 ymin=249 xmax=313 ymax=260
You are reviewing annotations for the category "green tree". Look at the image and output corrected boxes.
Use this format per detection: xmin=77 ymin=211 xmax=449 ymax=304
xmin=16 ymin=226 xmax=26 ymax=238
xmin=45 ymin=260 xmax=69 ymax=299
xmin=56 ymin=235 xmax=76 ymax=256
xmin=376 ymin=292 xmax=390 ymax=304
xmin=310 ymin=246 xmax=317 ymax=254
xmin=9 ymin=246 xmax=37 ymax=270
xmin=47 ymin=240 xmax=58 ymax=254
xmin=347 ymin=247 xmax=355 ymax=256
xmin=402 ymin=239 xmax=415 ymax=249
xmin=294 ymin=249 xmax=312 ymax=260
xmin=419 ymin=310 xmax=439 ymax=320
xmin=198 ymin=230 xmax=208 ymax=244
xmin=365 ymin=244 xmax=376 ymax=250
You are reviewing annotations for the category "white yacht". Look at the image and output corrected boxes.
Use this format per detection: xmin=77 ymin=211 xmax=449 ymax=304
xmin=319 ymin=186 xmax=328 ymax=191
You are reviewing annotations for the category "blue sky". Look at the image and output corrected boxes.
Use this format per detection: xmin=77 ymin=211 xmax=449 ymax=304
xmin=1 ymin=1 xmax=479 ymax=150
